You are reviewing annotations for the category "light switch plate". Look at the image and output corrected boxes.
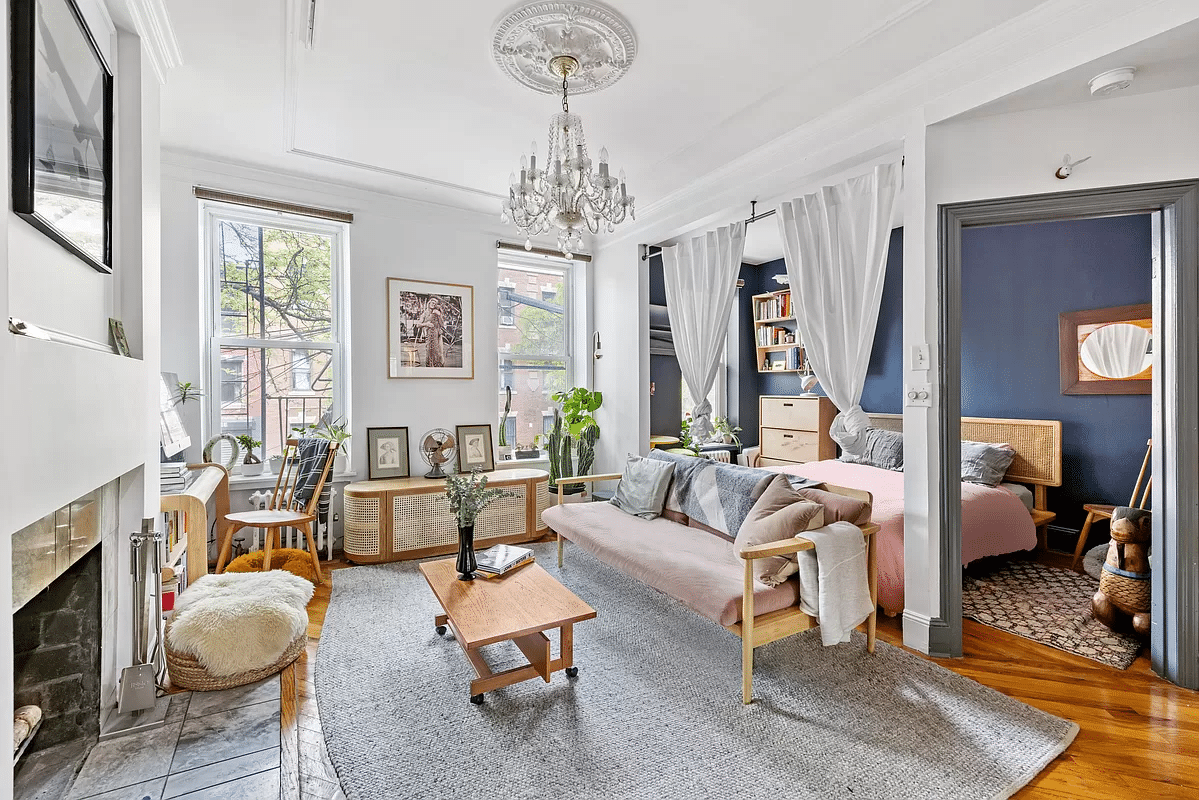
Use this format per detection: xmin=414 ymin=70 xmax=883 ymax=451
xmin=911 ymin=343 xmax=930 ymax=371
xmin=905 ymin=384 xmax=932 ymax=407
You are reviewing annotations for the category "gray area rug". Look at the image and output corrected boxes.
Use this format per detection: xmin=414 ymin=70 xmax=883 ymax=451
xmin=317 ymin=544 xmax=1077 ymax=800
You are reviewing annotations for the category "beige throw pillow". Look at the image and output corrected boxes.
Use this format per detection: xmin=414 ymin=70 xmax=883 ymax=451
xmin=734 ymin=475 xmax=824 ymax=586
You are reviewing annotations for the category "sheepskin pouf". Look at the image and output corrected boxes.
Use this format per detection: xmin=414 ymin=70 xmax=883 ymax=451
xmin=166 ymin=571 xmax=314 ymax=691
xmin=225 ymin=547 xmax=321 ymax=585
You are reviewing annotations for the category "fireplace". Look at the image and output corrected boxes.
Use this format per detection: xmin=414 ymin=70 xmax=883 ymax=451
xmin=13 ymin=546 xmax=102 ymax=749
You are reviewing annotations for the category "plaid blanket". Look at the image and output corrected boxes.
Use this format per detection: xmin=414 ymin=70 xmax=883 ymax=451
xmin=646 ymin=450 xmax=777 ymax=538
xmin=291 ymin=438 xmax=332 ymax=508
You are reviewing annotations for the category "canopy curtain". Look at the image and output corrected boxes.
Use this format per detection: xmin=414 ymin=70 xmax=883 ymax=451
xmin=775 ymin=163 xmax=901 ymax=455
xmin=661 ymin=223 xmax=746 ymax=443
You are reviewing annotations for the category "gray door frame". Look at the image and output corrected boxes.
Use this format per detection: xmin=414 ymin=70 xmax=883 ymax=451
xmin=937 ymin=180 xmax=1199 ymax=688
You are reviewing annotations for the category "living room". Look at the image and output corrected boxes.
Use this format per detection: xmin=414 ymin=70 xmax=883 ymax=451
xmin=6 ymin=1 xmax=1199 ymax=799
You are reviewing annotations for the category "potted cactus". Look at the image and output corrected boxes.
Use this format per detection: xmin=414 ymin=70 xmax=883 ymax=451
xmin=544 ymin=387 xmax=602 ymax=498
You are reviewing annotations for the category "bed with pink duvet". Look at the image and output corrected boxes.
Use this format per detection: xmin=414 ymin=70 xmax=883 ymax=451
xmin=758 ymin=415 xmax=1063 ymax=614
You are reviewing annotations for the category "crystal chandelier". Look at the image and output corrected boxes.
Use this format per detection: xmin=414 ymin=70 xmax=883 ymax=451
xmin=501 ymin=55 xmax=634 ymax=259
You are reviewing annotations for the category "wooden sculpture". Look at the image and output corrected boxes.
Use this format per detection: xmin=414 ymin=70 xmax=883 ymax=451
xmin=1091 ymin=506 xmax=1152 ymax=637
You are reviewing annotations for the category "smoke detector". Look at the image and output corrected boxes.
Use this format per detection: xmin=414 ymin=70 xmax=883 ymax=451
xmin=1089 ymin=67 xmax=1136 ymax=96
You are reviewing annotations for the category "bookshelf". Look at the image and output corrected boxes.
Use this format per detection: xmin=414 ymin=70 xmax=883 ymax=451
xmin=752 ymin=289 xmax=805 ymax=373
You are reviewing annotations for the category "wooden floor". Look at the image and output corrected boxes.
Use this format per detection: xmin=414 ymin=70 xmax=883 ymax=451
xmin=279 ymin=556 xmax=1199 ymax=800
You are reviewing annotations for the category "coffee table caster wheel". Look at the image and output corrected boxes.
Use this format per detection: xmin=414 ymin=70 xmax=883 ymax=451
xmin=435 ymin=625 xmax=447 ymax=636
xmin=470 ymin=694 xmax=484 ymax=705
xmin=565 ymin=666 xmax=578 ymax=678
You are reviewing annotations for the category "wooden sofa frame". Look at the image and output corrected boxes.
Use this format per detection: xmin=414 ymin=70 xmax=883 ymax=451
xmin=553 ymin=474 xmax=879 ymax=704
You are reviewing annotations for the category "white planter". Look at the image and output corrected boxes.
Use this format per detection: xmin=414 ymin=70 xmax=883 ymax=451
xmin=333 ymin=453 xmax=348 ymax=475
xmin=241 ymin=461 xmax=264 ymax=476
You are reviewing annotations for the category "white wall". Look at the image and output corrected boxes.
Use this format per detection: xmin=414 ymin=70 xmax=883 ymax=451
xmin=160 ymin=153 xmax=578 ymax=486
xmin=3 ymin=0 xmax=163 ymax=775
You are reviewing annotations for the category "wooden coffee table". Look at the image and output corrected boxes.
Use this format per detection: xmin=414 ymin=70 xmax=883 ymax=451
xmin=418 ymin=558 xmax=596 ymax=704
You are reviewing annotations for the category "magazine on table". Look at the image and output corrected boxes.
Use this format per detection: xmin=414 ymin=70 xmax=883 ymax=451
xmin=474 ymin=544 xmax=534 ymax=575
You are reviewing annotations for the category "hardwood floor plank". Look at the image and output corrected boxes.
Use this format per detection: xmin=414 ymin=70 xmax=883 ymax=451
xmin=280 ymin=660 xmax=301 ymax=800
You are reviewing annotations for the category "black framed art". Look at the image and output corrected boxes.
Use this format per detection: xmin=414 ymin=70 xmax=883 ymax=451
xmin=367 ymin=427 xmax=410 ymax=480
xmin=11 ymin=0 xmax=114 ymax=273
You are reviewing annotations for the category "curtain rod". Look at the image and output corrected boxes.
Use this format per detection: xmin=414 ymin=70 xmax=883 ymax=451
xmin=641 ymin=200 xmax=776 ymax=261
xmin=496 ymin=240 xmax=592 ymax=263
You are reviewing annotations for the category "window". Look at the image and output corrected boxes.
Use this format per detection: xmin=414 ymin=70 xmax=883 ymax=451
xmin=203 ymin=204 xmax=349 ymax=463
xmin=497 ymin=259 xmax=571 ymax=450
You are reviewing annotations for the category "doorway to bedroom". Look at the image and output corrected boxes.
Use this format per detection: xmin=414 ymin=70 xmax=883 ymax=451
xmin=958 ymin=213 xmax=1154 ymax=671
xmin=939 ymin=180 xmax=1199 ymax=690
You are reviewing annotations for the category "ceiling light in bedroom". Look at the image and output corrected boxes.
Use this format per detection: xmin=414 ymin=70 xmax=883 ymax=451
xmin=494 ymin=2 xmax=637 ymax=258
xmin=1089 ymin=67 xmax=1136 ymax=96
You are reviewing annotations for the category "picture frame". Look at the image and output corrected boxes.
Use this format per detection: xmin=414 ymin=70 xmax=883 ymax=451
xmin=109 ymin=318 xmax=130 ymax=356
xmin=386 ymin=278 xmax=474 ymax=379
xmin=1059 ymin=303 xmax=1152 ymax=395
xmin=12 ymin=0 xmax=114 ymax=273
xmin=367 ymin=427 xmax=410 ymax=480
xmin=455 ymin=424 xmax=495 ymax=473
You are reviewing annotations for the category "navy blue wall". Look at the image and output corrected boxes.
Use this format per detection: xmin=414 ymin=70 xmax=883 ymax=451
xmin=749 ymin=227 xmax=905 ymax=437
xmin=647 ymin=253 xmax=682 ymax=437
xmin=961 ymin=216 xmax=1152 ymax=530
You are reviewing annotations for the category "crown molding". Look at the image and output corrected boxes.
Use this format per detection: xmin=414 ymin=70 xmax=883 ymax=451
xmin=122 ymin=0 xmax=182 ymax=84
xmin=598 ymin=0 xmax=1199 ymax=253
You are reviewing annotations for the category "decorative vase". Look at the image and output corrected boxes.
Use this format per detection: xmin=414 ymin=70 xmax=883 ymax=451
xmin=455 ymin=525 xmax=477 ymax=581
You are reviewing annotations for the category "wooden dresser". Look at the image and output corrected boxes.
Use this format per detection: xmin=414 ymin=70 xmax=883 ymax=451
xmin=756 ymin=396 xmax=836 ymax=466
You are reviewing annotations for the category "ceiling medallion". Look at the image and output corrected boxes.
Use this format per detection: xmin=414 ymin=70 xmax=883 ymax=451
xmin=495 ymin=1 xmax=637 ymax=258
xmin=492 ymin=1 xmax=637 ymax=96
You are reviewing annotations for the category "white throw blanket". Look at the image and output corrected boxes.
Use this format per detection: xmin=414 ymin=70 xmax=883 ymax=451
xmin=795 ymin=522 xmax=874 ymax=646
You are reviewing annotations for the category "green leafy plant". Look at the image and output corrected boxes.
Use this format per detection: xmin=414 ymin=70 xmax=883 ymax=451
xmin=444 ymin=469 xmax=513 ymax=528
xmin=711 ymin=416 xmax=742 ymax=446
xmin=235 ymin=435 xmax=262 ymax=464
xmin=292 ymin=413 xmax=351 ymax=456
xmin=174 ymin=381 xmax=204 ymax=405
xmin=551 ymin=387 xmax=603 ymax=438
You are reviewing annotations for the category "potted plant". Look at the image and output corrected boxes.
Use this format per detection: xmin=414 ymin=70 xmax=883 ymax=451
xmin=515 ymin=442 xmax=540 ymax=460
xmin=444 ymin=470 xmax=512 ymax=581
xmin=236 ymin=435 xmax=264 ymax=475
xmin=293 ymin=413 xmax=352 ymax=474
xmin=545 ymin=387 xmax=602 ymax=498
xmin=268 ymin=454 xmax=285 ymax=475
xmin=498 ymin=386 xmax=513 ymax=461
xmin=711 ymin=416 xmax=742 ymax=446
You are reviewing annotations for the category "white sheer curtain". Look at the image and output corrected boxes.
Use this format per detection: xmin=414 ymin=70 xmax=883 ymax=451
xmin=662 ymin=223 xmax=746 ymax=443
xmin=775 ymin=163 xmax=901 ymax=455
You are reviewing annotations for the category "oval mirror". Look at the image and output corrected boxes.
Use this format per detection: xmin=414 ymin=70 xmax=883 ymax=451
xmin=1080 ymin=322 xmax=1152 ymax=379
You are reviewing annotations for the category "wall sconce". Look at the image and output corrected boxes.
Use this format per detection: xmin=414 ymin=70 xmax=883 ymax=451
xmin=593 ymin=330 xmax=603 ymax=359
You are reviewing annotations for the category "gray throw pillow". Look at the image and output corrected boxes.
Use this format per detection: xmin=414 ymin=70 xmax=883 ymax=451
xmin=838 ymin=428 xmax=904 ymax=471
xmin=610 ymin=454 xmax=676 ymax=519
xmin=734 ymin=475 xmax=824 ymax=586
xmin=961 ymin=441 xmax=1016 ymax=487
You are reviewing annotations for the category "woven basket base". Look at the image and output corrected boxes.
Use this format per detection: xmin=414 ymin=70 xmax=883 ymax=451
xmin=166 ymin=626 xmax=306 ymax=692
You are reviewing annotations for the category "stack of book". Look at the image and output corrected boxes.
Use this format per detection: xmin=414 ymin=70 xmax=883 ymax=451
xmin=160 ymin=463 xmax=193 ymax=493
xmin=474 ymin=544 xmax=534 ymax=577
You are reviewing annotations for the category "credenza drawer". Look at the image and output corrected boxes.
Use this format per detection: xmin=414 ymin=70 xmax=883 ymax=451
xmin=761 ymin=396 xmax=821 ymax=431
xmin=760 ymin=428 xmax=821 ymax=463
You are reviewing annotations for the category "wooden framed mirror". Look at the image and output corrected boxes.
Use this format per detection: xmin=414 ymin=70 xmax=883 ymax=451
xmin=1059 ymin=303 xmax=1152 ymax=395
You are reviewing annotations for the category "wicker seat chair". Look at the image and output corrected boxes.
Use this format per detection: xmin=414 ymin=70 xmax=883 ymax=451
xmin=215 ymin=437 xmax=338 ymax=583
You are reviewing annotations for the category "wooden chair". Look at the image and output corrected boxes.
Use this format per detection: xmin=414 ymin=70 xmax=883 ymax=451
xmin=1072 ymin=438 xmax=1151 ymax=571
xmin=215 ymin=438 xmax=339 ymax=583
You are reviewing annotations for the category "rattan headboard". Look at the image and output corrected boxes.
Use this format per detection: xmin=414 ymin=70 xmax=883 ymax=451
xmin=866 ymin=414 xmax=1062 ymax=487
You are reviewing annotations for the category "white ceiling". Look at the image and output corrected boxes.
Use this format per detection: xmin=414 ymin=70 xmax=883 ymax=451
xmin=957 ymin=17 xmax=1199 ymax=120
xmin=161 ymin=0 xmax=1049 ymax=217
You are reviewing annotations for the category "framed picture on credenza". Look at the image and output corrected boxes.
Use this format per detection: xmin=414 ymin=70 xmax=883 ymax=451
xmin=11 ymin=0 xmax=114 ymax=273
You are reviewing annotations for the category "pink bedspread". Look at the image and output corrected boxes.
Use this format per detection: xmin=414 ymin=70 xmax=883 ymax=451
xmin=765 ymin=460 xmax=1036 ymax=614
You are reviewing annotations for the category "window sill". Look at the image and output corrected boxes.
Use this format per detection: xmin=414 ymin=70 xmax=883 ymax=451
xmin=227 ymin=470 xmax=358 ymax=489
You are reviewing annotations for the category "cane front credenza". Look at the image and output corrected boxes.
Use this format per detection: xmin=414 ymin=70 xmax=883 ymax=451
xmin=342 ymin=468 xmax=551 ymax=564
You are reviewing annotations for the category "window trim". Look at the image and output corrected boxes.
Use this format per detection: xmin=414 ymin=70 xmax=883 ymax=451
xmin=199 ymin=200 xmax=352 ymax=451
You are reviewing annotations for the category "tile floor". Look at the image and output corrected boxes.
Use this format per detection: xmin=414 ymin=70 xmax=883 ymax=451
xmin=62 ymin=676 xmax=282 ymax=800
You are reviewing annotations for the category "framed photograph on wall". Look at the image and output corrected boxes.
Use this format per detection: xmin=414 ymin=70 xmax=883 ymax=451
xmin=455 ymin=424 xmax=494 ymax=473
xmin=11 ymin=0 xmax=114 ymax=273
xmin=367 ymin=427 xmax=410 ymax=480
xmin=386 ymin=278 xmax=474 ymax=379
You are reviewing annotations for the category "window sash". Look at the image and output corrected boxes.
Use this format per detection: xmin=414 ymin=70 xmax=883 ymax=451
xmin=201 ymin=202 xmax=350 ymax=450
